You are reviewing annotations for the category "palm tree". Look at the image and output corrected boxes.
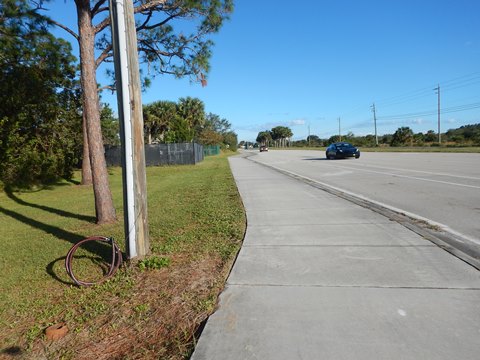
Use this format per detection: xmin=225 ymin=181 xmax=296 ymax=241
xmin=177 ymin=97 xmax=206 ymax=138
xmin=143 ymin=101 xmax=177 ymax=144
xmin=256 ymin=131 xmax=272 ymax=146
xmin=271 ymin=126 xmax=293 ymax=147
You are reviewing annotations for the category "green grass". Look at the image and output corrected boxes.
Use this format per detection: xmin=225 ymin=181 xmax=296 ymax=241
xmin=0 ymin=152 xmax=245 ymax=359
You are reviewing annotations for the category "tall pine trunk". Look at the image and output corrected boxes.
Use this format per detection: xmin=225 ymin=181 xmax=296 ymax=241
xmin=81 ymin=112 xmax=92 ymax=185
xmin=76 ymin=0 xmax=116 ymax=223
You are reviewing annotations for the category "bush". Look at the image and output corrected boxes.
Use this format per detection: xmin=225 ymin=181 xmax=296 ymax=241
xmin=0 ymin=118 xmax=79 ymax=187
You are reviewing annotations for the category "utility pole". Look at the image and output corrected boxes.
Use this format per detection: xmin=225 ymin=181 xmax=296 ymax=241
xmin=338 ymin=117 xmax=341 ymax=141
xmin=110 ymin=0 xmax=150 ymax=259
xmin=371 ymin=103 xmax=378 ymax=146
xmin=434 ymin=84 xmax=441 ymax=144
xmin=308 ymin=123 xmax=311 ymax=146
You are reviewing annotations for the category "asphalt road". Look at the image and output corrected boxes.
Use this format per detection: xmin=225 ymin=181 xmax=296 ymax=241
xmin=250 ymin=150 xmax=480 ymax=243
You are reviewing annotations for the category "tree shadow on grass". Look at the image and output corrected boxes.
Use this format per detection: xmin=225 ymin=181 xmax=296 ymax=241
xmin=5 ymin=188 xmax=96 ymax=223
xmin=47 ymin=254 xmax=114 ymax=286
xmin=0 ymin=206 xmax=115 ymax=283
xmin=65 ymin=178 xmax=81 ymax=185
xmin=46 ymin=256 xmax=72 ymax=286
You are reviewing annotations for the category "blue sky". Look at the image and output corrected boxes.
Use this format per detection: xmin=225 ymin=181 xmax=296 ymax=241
xmin=46 ymin=0 xmax=480 ymax=142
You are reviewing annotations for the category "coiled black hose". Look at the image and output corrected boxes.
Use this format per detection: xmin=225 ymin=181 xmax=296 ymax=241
xmin=65 ymin=236 xmax=123 ymax=287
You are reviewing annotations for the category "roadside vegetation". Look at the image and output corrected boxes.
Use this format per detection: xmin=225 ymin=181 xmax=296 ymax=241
xmin=356 ymin=146 xmax=480 ymax=153
xmin=1 ymin=0 xmax=235 ymax=225
xmin=0 ymin=153 xmax=246 ymax=359
xmin=244 ymin=124 xmax=480 ymax=151
xmin=300 ymin=124 xmax=480 ymax=149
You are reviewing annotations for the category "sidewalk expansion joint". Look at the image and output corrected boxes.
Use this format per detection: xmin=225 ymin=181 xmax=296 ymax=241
xmin=226 ymin=283 xmax=480 ymax=291
xmin=242 ymin=244 xmax=436 ymax=248
xmin=248 ymin=222 xmax=392 ymax=227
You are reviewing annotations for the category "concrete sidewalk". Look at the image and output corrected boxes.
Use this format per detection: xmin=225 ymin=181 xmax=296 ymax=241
xmin=191 ymin=154 xmax=480 ymax=360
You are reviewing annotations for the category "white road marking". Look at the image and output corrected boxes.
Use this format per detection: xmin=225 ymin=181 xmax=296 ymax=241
xmin=321 ymin=163 xmax=480 ymax=189
xmin=335 ymin=162 xmax=480 ymax=181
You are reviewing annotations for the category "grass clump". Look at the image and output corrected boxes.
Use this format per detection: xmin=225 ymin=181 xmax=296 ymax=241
xmin=0 ymin=152 xmax=245 ymax=359
xmin=138 ymin=256 xmax=171 ymax=271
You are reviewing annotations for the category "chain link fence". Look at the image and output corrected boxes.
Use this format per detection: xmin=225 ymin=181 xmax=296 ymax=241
xmin=203 ymin=145 xmax=221 ymax=156
xmin=105 ymin=143 xmax=204 ymax=166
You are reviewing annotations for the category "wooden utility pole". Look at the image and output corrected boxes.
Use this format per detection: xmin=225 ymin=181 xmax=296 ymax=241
xmin=308 ymin=124 xmax=311 ymax=146
xmin=110 ymin=0 xmax=150 ymax=259
xmin=371 ymin=103 xmax=378 ymax=146
xmin=338 ymin=117 xmax=341 ymax=141
xmin=434 ymin=85 xmax=441 ymax=144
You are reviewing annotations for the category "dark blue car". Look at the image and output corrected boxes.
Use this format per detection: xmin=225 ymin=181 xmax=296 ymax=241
xmin=326 ymin=142 xmax=360 ymax=159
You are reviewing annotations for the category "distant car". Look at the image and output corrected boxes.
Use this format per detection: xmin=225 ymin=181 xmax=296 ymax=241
xmin=259 ymin=145 xmax=268 ymax=152
xmin=326 ymin=142 xmax=360 ymax=159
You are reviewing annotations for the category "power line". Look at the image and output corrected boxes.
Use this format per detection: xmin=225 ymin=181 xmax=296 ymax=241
xmin=377 ymin=102 xmax=480 ymax=120
xmin=338 ymin=71 xmax=480 ymax=120
xmin=375 ymin=71 xmax=480 ymax=108
xmin=442 ymin=79 xmax=480 ymax=93
xmin=317 ymin=72 xmax=480 ymax=137
xmin=440 ymin=71 xmax=480 ymax=88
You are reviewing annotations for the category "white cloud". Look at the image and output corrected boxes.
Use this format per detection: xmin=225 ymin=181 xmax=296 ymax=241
xmin=409 ymin=118 xmax=424 ymax=125
xmin=241 ymin=118 xmax=307 ymax=133
xmin=289 ymin=119 xmax=306 ymax=126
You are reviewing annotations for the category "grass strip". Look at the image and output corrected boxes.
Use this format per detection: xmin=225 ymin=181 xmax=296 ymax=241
xmin=0 ymin=152 xmax=245 ymax=359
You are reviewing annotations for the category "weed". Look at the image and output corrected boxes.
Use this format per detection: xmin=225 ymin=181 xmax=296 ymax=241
xmin=194 ymin=296 xmax=216 ymax=313
xmin=133 ymin=303 xmax=150 ymax=314
xmin=25 ymin=324 xmax=43 ymax=348
xmin=138 ymin=256 xmax=171 ymax=271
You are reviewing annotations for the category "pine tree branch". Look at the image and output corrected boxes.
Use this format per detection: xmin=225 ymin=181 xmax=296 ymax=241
xmin=136 ymin=10 xmax=154 ymax=30
xmin=136 ymin=13 xmax=181 ymax=31
xmin=137 ymin=44 xmax=172 ymax=58
xmin=94 ymin=17 xmax=111 ymax=34
xmin=91 ymin=0 xmax=108 ymax=16
xmin=48 ymin=19 xmax=79 ymax=41
xmin=98 ymin=84 xmax=115 ymax=92
xmin=134 ymin=0 xmax=169 ymax=14
xmin=96 ymin=45 xmax=113 ymax=69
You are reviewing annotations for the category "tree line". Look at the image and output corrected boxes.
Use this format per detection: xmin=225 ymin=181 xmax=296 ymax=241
xmin=253 ymin=126 xmax=294 ymax=148
xmin=0 ymin=0 xmax=234 ymax=224
xmin=291 ymin=124 xmax=480 ymax=148
xmin=143 ymin=97 xmax=237 ymax=149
